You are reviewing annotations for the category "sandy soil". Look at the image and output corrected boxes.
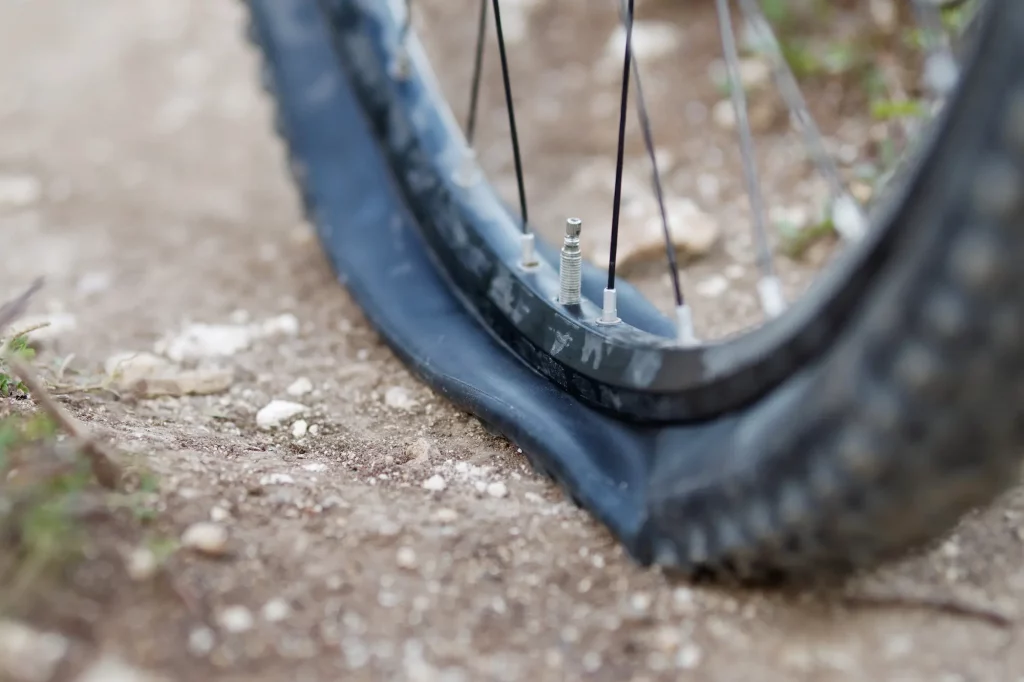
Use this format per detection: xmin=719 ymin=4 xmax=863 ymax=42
xmin=2 ymin=0 xmax=1024 ymax=681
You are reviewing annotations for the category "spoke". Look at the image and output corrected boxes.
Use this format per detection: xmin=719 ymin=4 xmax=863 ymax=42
xmin=714 ymin=0 xmax=784 ymax=318
xmin=466 ymin=0 xmax=488 ymax=144
xmin=490 ymin=0 xmax=530 ymax=232
xmin=606 ymin=0 xmax=635 ymax=295
xmin=737 ymin=0 xmax=866 ymax=243
xmin=614 ymin=0 xmax=695 ymax=342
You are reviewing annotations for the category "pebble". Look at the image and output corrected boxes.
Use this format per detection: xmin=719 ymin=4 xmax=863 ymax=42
xmin=738 ymin=57 xmax=772 ymax=91
xmin=260 ymin=473 xmax=295 ymax=486
xmin=218 ymin=605 xmax=254 ymax=633
xmin=181 ymin=521 xmax=229 ymax=556
xmin=0 ymin=173 xmax=42 ymax=208
xmin=309 ymin=424 xmax=320 ymax=436
xmin=0 ymin=620 xmax=68 ymax=682
xmin=256 ymin=400 xmax=307 ymax=428
xmin=434 ymin=508 xmax=458 ymax=523
xmin=405 ymin=438 xmax=434 ymax=465
xmin=291 ymin=419 xmax=308 ymax=439
xmin=210 ymin=506 xmax=231 ymax=522
xmin=126 ymin=547 xmax=158 ymax=581
xmin=696 ymin=275 xmax=730 ymax=298
xmin=261 ymin=598 xmax=292 ymax=623
xmin=286 ymin=376 xmax=313 ymax=397
xmin=422 ymin=474 xmax=447 ymax=492
xmin=73 ymin=655 xmax=164 ymax=682
xmin=75 ymin=271 xmax=113 ymax=297
xmin=187 ymin=627 xmax=216 ymax=656
xmin=155 ymin=314 xmax=299 ymax=362
xmin=155 ymin=323 xmax=256 ymax=361
xmin=396 ymin=546 xmax=418 ymax=570
xmin=384 ymin=386 xmax=418 ymax=410
xmin=601 ymin=21 xmax=681 ymax=67
xmin=676 ymin=643 xmax=703 ymax=670
xmin=594 ymin=197 xmax=719 ymax=272
xmin=486 ymin=481 xmax=509 ymax=498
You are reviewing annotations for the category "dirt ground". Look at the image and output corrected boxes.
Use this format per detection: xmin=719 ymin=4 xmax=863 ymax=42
xmin=3 ymin=0 xmax=1024 ymax=680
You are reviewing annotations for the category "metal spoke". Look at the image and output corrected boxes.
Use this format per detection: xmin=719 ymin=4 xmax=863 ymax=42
xmin=614 ymin=0 xmax=695 ymax=343
xmin=737 ymin=0 xmax=866 ymax=243
xmin=604 ymin=0 xmax=635 ymax=323
xmin=714 ymin=0 xmax=784 ymax=318
xmin=490 ymin=0 xmax=530 ymax=233
xmin=466 ymin=0 xmax=488 ymax=144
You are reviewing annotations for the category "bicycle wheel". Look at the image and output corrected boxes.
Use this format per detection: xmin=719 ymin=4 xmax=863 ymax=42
xmin=246 ymin=0 xmax=1024 ymax=580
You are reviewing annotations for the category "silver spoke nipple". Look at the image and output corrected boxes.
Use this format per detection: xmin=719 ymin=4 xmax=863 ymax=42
xmin=391 ymin=50 xmax=411 ymax=80
xmin=598 ymin=287 xmax=621 ymax=325
xmin=559 ymin=218 xmax=583 ymax=306
xmin=675 ymin=304 xmax=698 ymax=346
xmin=453 ymin=148 xmax=480 ymax=188
xmin=520 ymin=232 xmax=538 ymax=269
xmin=757 ymin=275 xmax=787 ymax=318
xmin=832 ymin=194 xmax=868 ymax=243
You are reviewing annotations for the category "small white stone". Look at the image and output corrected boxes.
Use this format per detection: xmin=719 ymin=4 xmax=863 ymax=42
xmin=309 ymin=424 xmax=320 ymax=436
xmin=286 ymin=377 xmax=313 ymax=397
xmin=738 ymin=57 xmax=771 ymax=91
xmin=630 ymin=592 xmax=652 ymax=613
xmin=187 ymin=627 xmax=215 ymax=656
xmin=602 ymin=21 xmax=681 ymax=66
xmin=696 ymin=275 xmax=730 ymax=298
xmin=0 ymin=620 xmax=68 ymax=682
xmin=676 ymin=643 xmax=703 ymax=670
xmin=712 ymin=99 xmax=736 ymax=130
xmin=210 ymin=507 xmax=231 ymax=522
xmin=181 ymin=522 xmax=229 ymax=556
xmin=256 ymin=400 xmax=307 ymax=428
xmin=591 ymin=197 xmax=719 ymax=271
xmin=434 ymin=508 xmax=458 ymax=523
xmin=261 ymin=598 xmax=292 ymax=623
xmin=73 ymin=655 xmax=163 ymax=682
xmin=218 ymin=605 xmax=254 ymax=633
xmin=302 ymin=462 xmax=327 ymax=472
xmin=396 ymin=546 xmax=418 ymax=569
xmin=291 ymin=419 xmax=308 ymax=439
xmin=126 ymin=547 xmax=158 ymax=581
xmin=156 ymin=323 xmax=255 ymax=361
xmin=75 ymin=271 xmax=113 ymax=297
xmin=422 ymin=474 xmax=447 ymax=492
xmin=0 ymin=174 xmax=42 ymax=208
xmin=486 ymin=481 xmax=508 ymax=498
xmin=260 ymin=313 xmax=300 ymax=337
xmin=384 ymin=386 xmax=417 ymax=410
xmin=260 ymin=473 xmax=295 ymax=486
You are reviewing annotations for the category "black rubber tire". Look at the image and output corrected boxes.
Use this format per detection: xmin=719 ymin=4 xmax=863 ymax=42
xmin=646 ymin=0 xmax=1024 ymax=578
xmin=249 ymin=0 xmax=1024 ymax=580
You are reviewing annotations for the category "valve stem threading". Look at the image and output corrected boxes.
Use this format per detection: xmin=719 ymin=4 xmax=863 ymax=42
xmin=560 ymin=218 xmax=583 ymax=306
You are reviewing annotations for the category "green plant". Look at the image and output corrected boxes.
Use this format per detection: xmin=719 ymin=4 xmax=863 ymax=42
xmin=0 ymin=335 xmax=33 ymax=397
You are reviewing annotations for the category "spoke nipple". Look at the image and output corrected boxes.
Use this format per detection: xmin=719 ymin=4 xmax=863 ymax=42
xmin=757 ymin=275 xmax=787 ymax=318
xmin=519 ymin=233 xmax=538 ymax=269
xmin=597 ymin=287 xmax=621 ymax=325
xmin=453 ymin=148 xmax=480 ymax=188
xmin=390 ymin=50 xmax=411 ymax=81
xmin=675 ymin=304 xmax=698 ymax=346
xmin=559 ymin=218 xmax=583 ymax=306
xmin=832 ymin=194 xmax=868 ymax=242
